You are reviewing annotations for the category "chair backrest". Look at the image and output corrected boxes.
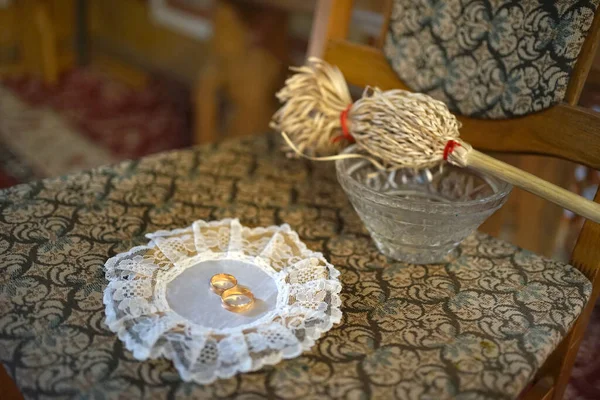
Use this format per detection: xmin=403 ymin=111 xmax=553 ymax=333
xmin=311 ymin=0 xmax=600 ymax=169
xmin=309 ymin=2 xmax=600 ymax=398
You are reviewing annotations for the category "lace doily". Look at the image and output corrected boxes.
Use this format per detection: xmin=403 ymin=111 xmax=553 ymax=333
xmin=103 ymin=219 xmax=342 ymax=384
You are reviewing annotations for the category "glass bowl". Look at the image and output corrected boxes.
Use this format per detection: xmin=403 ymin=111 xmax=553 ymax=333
xmin=335 ymin=146 xmax=512 ymax=264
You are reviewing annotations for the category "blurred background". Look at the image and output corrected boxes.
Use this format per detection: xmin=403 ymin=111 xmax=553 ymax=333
xmin=1 ymin=1 xmax=600 ymax=398
xmin=0 ymin=0 xmax=599 ymax=260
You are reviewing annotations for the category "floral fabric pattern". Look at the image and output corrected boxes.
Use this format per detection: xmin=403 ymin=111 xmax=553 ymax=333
xmin=0 ymin=135 xmax=591 ymax=399
xmin=384 ymin=0 xmax=600 ymax=118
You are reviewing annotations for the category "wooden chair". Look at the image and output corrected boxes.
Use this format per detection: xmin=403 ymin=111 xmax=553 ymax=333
xmin=193 ymin=1 xmax=286 ymax=144
xmin=309 ymin=0 xmax=600 ymax=399
xmin=192 ymin=0 xmax=392 ymax=146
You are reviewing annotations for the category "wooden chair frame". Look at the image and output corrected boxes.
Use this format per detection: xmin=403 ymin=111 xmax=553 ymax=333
xmin=309 ymin=1 xmax=600 ymax=399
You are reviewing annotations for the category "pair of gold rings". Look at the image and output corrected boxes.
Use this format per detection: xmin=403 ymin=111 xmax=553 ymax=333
xmin=209 ymin=273 xmax=255 ymax=313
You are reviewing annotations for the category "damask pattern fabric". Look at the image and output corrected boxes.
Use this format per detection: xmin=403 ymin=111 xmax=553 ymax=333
xmin=0 ymin=135 xmax=591 ymax=399
xmin=384 ymin=0 xmax=600 ymax=118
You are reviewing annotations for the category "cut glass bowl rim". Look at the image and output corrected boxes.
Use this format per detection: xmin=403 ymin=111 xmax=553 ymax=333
xmin=335 ymin=145 xmax=513 ymax=211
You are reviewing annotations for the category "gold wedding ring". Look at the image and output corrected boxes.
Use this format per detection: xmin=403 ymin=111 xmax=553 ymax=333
xmin=221 ymin=286 xmax=255 ymax=313
xmin=209 ymin=273 xmax=237 ymax=295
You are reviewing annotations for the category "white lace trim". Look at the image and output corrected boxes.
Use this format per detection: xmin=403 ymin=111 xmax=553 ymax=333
xmin=104 ymin=219 xmax=342 ymax=384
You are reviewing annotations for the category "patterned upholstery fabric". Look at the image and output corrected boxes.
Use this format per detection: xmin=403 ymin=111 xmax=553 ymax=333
xmin=384 ymin=0 xmax=600 ymax=119
xmin=0 ymin=135 xmax=591 ymax=399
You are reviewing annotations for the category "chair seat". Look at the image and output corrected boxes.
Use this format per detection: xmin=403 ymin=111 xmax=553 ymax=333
xmin=0 ymin=135 xmax=591 ymax=399
xmin=324 ymin=231 xmax=591 ymax=399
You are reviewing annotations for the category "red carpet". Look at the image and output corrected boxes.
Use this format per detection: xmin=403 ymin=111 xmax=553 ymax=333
xmin=0 ymin=68 xmax=190 ymax=188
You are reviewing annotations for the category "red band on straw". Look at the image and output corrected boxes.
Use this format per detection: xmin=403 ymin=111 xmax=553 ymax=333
xmin=333 ymin=104 xmax=355 ymax=143
xmin=443 ymin=140 xmax=461 ymax=161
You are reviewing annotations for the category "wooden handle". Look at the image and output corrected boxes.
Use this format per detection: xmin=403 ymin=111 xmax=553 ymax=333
xmin=467 ymin=149 xmax=600 ymax=224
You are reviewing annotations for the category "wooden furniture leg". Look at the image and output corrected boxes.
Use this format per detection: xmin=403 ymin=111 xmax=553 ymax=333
xmin=194 ymin=60 xmax=221 ymax=144
xmin=19 ymin=0 xmax=59 ymax=85
xmin=192 ymin=1 xmax=286 ymax=144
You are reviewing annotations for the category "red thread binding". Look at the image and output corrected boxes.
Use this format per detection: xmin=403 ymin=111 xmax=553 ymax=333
xmin=333 ymin=104 xmax=355 ymax=143
xmin=443 ymin=140 xmax=461 ymax=161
